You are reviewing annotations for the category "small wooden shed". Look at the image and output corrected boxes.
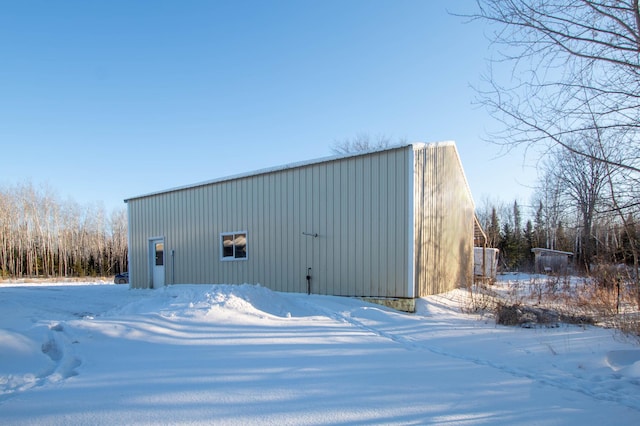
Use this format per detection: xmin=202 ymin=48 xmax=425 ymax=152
xmin=531 ymin=248 xmax=574 ymax=274
xmin=125 ymin=142 xmax=477 ymax=311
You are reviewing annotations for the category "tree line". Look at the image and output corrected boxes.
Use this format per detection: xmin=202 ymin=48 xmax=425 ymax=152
xmin=476 ymin=127 xmax=639 ymax=274
xmin=0 ymin=182 xmax=127 ymax=278
xmin=477 ymin=191 xmax=638 ymax=276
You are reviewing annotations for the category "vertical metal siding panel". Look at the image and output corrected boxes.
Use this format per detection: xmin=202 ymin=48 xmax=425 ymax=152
xmin=243 ymin=177 xmax=250 ymax=285
xmin=136 ymin=201 xmax=144 ymax=288
xmin=127 ymin=202 xmax=137 ymax=288
xmin=270 ymin=173 xmax=277 ymax=290
xmin=285 ymin=171 xmax=293 ymax=293
xmin=190 ymin=189 xmax=197 ymax=284
xmin=226 ymin=180 xmax=232 ymax=282
xmin=333 ymin=162 xmax=342 ymax=295
xmin=309 ymin=167 xmax=315 ymax=292
xmin=144 ymin=198 xmax=152 ymax=288
xmin=260 ymin=175 xmax=267 ymax=288
xmin=346 ymin=159 xmax=355 ymax=295
xmin=305 ymin=166 xmax=313 ymax=293
xmin=442 ymin=147 xmax=453 ymax=293
xmin=133 ymin=201 xmax=141 ymax=288
xmin=388 ymin=153 xmax=396 ymax=298
xmin=183 ymin=190 xmax=192 ymax=283
xmin=273 ymin=173 xmax=282 ymax=292
xmin=149 ymin=196 xmax=156 ymax=287
xmin=427 ymin=146 xmax=439 ymax=295
xmin=340 ymin=160 xmax=350 ymax=296
xmin=183 ymin=190 xmax=191 ymax=283
xmin=397 ymin=149 xmax=409 ymax=297
xmin=195 ymin=187 xmax=203 ymax=284
xmin=163 ymin=194 xmax=170 ymax=285
xmin=145 ymin=198 xmax=153 ymax=287
xmin=167 ymin=194 xmax=176 ymax=284
xmin=317 ymin=165 xmax=324 ymax=294
xmin=204 ymin=185 xmax=214 ymax=282
xmin=180 ymin=191 xmax=191 ymax=284
xmin=249 ymin=175 xmax=258 ymax=287
xmin=412 ymin=152 xmax=420 ymax=296
xmin=361 ymin=156 xmax=372 ymax=296
xmin=283 ymin=171 xmax=292 ymax=293
xmin=219 ymin=183 xmax=227 ymax=284
xmin=353 ymin=157 xmax=364 ymax=296
xmin=127 ymin=202 xmax=135 ymax=288
xmin=184 ymin=190 xmax=193 ymax=283
xmin=370 ymin=154 xmax=380 ymax=296
xmin=240 ymin=179 xmax=247 ymax=284
xmin=173 ymin=192 xmax=182 ymax=283
xmin=413 ymin=152 xmax=419 ymax=295
xmin=165 ymin=193 xmax=172 ymax=285
xmin=386 ymin=153 xmax=396 ymax=297
xmin=324 ymin=162 xmax=333 ymax=295
xmin=377 ymin=153 xmax=388 ymax=297
xmin=197 ymin=188 xmax=203 ymax=283
xmin=213 ymin=184 xmax=222 ymax=283
xmin=429 ymin=147 xmax=438 ymax=294
xmin=313 ymin=165 xmax=320 ymax=293
xmin=293 ymin=169 xmax=302 ymax=293
xmin=419 ymin=148 xmax=430 ymax=296
xmin=194 ymin=188 xmax=200 ymax=284
xmin=301 ymin=168 xmax=309 ymax=292
xmin=305 ymin=167 xmax=315 ymax=291
xmin=318 ymin=164 xmax=328 ymax=296
xmin=176 ymin=192 xmax=184 ymax=284
xmin=288 ymin=170 xmax=296 ymax=292
xmin=236 ymin=181 xmax=245 ymax=283
xmin=268 ymin=173 xmax=275 ymax=290
xmin=331 ymin=163 xmax=340 ymax=295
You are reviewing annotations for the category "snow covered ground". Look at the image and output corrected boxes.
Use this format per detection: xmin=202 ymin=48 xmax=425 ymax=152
xmin=1 ymin=277 xmax=639 ymax=425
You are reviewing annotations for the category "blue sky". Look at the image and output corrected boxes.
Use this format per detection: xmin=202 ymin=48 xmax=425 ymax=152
xmin=1 ymin=0 xmax=537 ymax=213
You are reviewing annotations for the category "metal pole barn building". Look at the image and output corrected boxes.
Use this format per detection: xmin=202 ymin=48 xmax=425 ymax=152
xmin=125 ymin=142 xmax=476 ymax=312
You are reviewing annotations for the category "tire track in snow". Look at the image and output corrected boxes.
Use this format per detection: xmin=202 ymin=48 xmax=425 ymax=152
xmin=312 ymin=302 xmax=640 ymax=413
xmin=1 ymin=322 xmax=81 ymax=404
xmin=40 ymin=322 xmax=82 ymax=384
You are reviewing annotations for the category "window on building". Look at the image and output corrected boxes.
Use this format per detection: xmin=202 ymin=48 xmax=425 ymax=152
xmin=155 ymin=242 xmax=164 ymax=266
xmin=221 ymin=232 xmax=247 ymax=260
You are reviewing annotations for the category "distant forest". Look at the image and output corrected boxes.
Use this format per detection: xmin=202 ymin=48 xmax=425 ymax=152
xmin=476 ymin=194 xmax=638 ymax=274
xmin=0 ymin=182 xmax=127 ymax=278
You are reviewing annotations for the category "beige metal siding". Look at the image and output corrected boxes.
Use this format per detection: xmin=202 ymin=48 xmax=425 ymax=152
xmin=412 ymin=143 xmax=474 ymax=296
xmin=127 ymin=148 xmax=411 ymax=297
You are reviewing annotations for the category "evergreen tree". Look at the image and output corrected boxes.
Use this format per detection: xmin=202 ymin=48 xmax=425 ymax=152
xmin=487 ymin=207 xmax=500 ymax=248
xmin=523 ymin=220 xmax=534 ymax=270
xmin=499 ymin=222 xmax=518 ymax=270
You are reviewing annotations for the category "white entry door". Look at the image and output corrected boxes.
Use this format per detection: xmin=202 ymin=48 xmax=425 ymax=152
xmin=151 ymin=239 xmax=165 ymax=288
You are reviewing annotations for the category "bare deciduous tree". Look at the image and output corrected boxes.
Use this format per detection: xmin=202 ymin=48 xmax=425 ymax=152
xmin=330 ymin=133 xmax=407 ymax=155
xmin=544 ymin=138 xmax=609 ymax=270
xmin=469 ymin=0 xmax=640 ymax=173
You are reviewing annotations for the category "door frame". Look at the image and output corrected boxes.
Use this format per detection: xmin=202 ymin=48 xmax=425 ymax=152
xmin=148 ymin=237 xmax=165 ymax=289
